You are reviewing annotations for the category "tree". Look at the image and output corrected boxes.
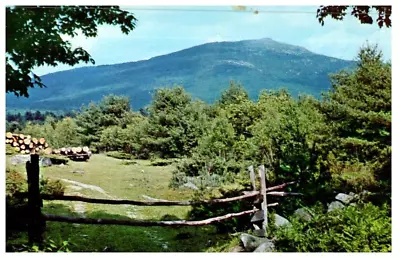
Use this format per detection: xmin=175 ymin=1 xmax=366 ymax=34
xmin=6 ymin=6 xmax=137 ymax=97
xmin=218 ymin=81 xmax=249 ymax=106
xmin=218 ymin=82 xmax=259 ymax=137
xmin=317 ymin=6 xmax=391 ymax=28
xmin=52 ymin=117 xmax=81 ymax=148
xmin=251 ymin=90 xmax=326 ymax=182
xmin=142 ymin=87 xmax=208 ymax=158
xmin=318 ymin=44 xmax=391 ymax=195
xmin=75 ymin=95 xmax=134 ymax=147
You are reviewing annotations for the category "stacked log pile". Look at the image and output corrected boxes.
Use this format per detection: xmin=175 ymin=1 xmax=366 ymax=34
xmin=5 ymin=132 xmax=50 ymax=154
xmin=52 ymin=146 xmax=91 ymax=161
xmin=6 ymin=132 xmax=91 ymax=161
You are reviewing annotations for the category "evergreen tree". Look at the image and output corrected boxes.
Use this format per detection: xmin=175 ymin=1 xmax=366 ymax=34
xmin=319 ymin=44 xmax=391 ymax=194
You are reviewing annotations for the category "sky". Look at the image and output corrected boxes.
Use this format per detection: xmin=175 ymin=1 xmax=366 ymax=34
xmin=33 ymin=5 xmax=392 ymax=76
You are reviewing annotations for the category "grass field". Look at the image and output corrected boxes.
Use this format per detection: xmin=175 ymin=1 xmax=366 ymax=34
xmin=6 ymin=154 xmax=238 ymax=252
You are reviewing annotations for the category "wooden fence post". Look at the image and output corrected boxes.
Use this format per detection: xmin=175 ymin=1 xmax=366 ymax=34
xmin=26 ymin=154 xmax=44 ymax=245
xmin=258 ymin=165 xmax=268 ymax=235
xmin=247 ymin=165 xmax=256 ymax=191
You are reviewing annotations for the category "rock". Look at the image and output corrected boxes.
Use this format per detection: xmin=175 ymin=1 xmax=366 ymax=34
xmin=251 ymin=210 xmax=265 ymax=223
xmin=39 ymin=157 xmax=52 ymax=167
xmin=253 ymin=229 xmax=266 ymax=237
xmin=182 ymin=182 xmax=199 ymax=190
xmin=126 ymin=211 xmax=136 ymax=219
xmin=67 ymin=185 xmax=83 ymax=191
xmin=328 ymin=201 xmax=345 ymax=212
xmin=294 ymin=208 xmax=313 ymax=222
xmin=274 ymin=214 xmax=291 ymax=228
xmin=10 ymin=155 xmax=31 ymax=165
xmin=253 ymin=240 xmax=275 ymax=252
xmin=73 ymin=203 xmax=86 ymax=218
xmin=335 ymin=193 xmax=355 ymax=204
xmin=240 ymin=233 xmax=267 ymax=252
xmin=228 ymin=245 xmax=245 ymax=252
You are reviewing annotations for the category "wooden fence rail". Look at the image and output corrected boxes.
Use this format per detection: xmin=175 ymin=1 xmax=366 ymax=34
xmin=15 ymin=192 xmax=260 ymax=206
xmin=43 ymin=204 xmax=277 ymax=227
xmin=23 ymin=154 xmax=299 ymax=244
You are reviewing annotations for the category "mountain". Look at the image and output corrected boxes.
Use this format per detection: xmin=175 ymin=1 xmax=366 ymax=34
xmin=6 ymin=38 xmax=355 ymax=112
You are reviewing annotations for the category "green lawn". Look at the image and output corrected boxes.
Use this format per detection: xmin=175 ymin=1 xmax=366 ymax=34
xmin=6 ymin=154 xmax=238 ymax=252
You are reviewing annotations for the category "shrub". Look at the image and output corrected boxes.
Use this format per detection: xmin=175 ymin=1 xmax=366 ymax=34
xmin=188 ymin=175 xmax=253 ymax=233
xmin=271 ymin=203 xmax=391 ymax=252
xmin=6 ymin=168 xmax=29 ymax=232
xmin=42 ymin=154 xmax=69 ymax=165
xmin=40 ymin=178 xmax=65 ymax=196
xmin=6 ymin=168 xmax=27 ymax=197
xmin=8 ymin=239 xmax=73 ymax=252
xmin=150 ymin=158 xmax=179 ymax=166
xmin=121 ymin=160 xmax=138 ymax=166
xmin=326 ymin=153 xmax=377 ymax=193
xmin=106 ymin=151 xmax=133 ymax=160
xmin=6 ymin=145 xmax=19 ymax=155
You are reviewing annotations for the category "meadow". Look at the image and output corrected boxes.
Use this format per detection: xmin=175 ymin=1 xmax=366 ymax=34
xmin=6 ymin=154 xmax=238 ymax=252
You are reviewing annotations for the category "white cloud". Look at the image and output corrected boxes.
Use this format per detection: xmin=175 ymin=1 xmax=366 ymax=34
xmin=60 ymin=31 xmax=96 ymax=53
xmin=206 ymin=34 xmax=224 ymax=43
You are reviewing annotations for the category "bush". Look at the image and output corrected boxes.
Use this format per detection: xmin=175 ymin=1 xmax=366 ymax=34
xmin=105 ymin=151 xmax=133 ymax=160
xmin=6 ymin=168 xmax=27 ymax=197
xmin=271 ymin=203 xmax=391 ymax=252
xmin=8 ymin=239 xmax=73 ymax=252
xmin=42 ymin=154 xmax=69 ymax=165
xmin=40 ymin=178 xmax=65 ymax=196
xmin=6 ymin=145 xmax=19 ymax=156
xmin=150 ymin=158 xmax=179 ymax=166
xmin=6 ymin=168 xmax=29 ymax=232
xmin=188 ymin=175 xmax=253 ymax=233
xmin=121 ymin=160 xmax=138 ymax=166
xmin=326 ymin=153 xmax=378 ymax=193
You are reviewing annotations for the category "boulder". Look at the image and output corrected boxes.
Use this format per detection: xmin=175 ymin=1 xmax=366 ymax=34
xmin=228 ymin=245 xmax=245 ymax=252
xmin=328 ymin=201 xmax=345 ymax=212
xmin=253 ymin=229 xmax=266 ymax=237
xmin=274 ymin=214 xmax=291 ymax=228
xmin=240 ymin=233 xmax=267 ymax=252
xmin=335 ymin=193 xmax=355 ymax=204
xmin=181 ymin=182 xmax=199 ymax=190
xmin=294 ymin=208 xmax=313 ymax=222
xmin=251 ymin=210 xmax=265 ymax=223
xmin=39 ymin=157 xmax=52 ymax=167
xmin=10 ymin=155 xmax=30 ymax=165
xmin=253 ymin=240 xmax=275 ymax=252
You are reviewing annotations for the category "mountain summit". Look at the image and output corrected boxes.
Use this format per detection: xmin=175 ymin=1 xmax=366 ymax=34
xmin=6 ymin=38 xmax=354 ymax=111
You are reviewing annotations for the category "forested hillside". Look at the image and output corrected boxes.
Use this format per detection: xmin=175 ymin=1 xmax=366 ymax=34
xmin=6 ymin=38 xmax=354 ymax=112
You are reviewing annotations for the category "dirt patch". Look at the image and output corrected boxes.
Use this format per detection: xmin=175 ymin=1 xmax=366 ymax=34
xmin=59 ymin=178 xmax=111 ymax=197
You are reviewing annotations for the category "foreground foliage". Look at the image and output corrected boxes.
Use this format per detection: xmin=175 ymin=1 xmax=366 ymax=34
xmin=6 ymin=6 xmax=137 ymax=97
xmin=271 ymin=203 xmax=391 ymax=252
